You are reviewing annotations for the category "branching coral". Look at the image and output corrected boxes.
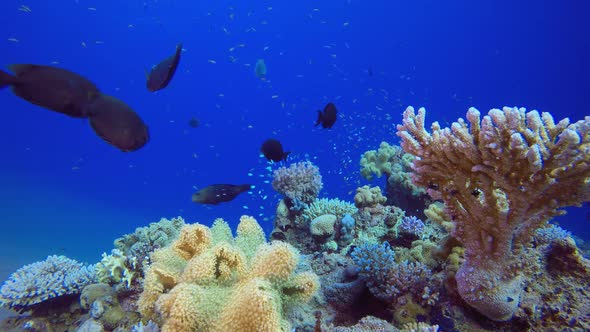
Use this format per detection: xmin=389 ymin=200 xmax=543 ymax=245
xmin=272 ymin=161 xmax=323 ymax=211
xmin=352 ymin=243 xmax=433 ymax=304
xmin=397 ymin=106 xmax=590 ymax=321
xmin=0 ymin=255 xmax=96 ymax=312
xmin=302 ymin=198 xmax=357 ymax=222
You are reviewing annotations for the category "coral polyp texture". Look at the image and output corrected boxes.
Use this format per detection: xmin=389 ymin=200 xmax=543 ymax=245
xmin=396 ymin=106 xmax=590 ymax=321
xmin=0 ymin=255 xmax=96 ymax=312
xmin=138 ymin=215 xmax=319 ymax=332
xmin=272 ymin=161 xmax=323 ymax=210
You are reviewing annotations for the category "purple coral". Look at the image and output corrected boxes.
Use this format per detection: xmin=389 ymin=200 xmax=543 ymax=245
xmin=272 ymin=161 xmax=323 ymax=210
xmin=351 ymin=242 xmax=433 ymax=303
xmin=398 ymin=215 xmax=425 ymax=236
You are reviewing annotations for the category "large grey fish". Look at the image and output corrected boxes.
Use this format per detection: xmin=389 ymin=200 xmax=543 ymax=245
xmin=85 ymin=94 xmax=149 ymax=152
xmin=0 ymin=64 xmax=100 ymax=118
xmin=146 ymin=43 xmax=182 ymax=92
xmin=192 ymin=184 xmax=252 ymax=205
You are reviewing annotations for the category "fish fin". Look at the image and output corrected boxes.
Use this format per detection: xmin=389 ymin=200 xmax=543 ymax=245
xmin=7 ymin=64 xmax=37 ymax=75
xmin=176 ymin=42 xmax=183 ymax=52
xmin=239 ymin=184 xmax=253 ymax=192
xmin=143 ymin=67 xmax=150 ymax=81
xmin=314 ymin=110 xmax=323 ymax=126
xmin=0 ymin=69 xmax=16 ymax=88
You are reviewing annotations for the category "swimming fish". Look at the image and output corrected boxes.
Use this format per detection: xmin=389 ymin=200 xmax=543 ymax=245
xmin=261 ymin=139 xmax=290 ymax=162
xmin=146 ymin=43 xmax=183 ymax=92
xmin=192 ymin=184 xmax=252 ymax=205
xmin=188 ymin=117 xmax=200 ymax=128
xmin=85 ymin=94 xmax=150 ymax=152
xmin=315 ymin=102 xmax=337 ymax=129
xmin=0 ymin=64 xmax=100 ymax=118
xmin=254 ymin=59 xmax=267 ymax=80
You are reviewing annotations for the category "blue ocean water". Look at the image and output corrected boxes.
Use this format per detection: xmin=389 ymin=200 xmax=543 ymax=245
xmin=0 ymin=0 xmax=588 ymax=281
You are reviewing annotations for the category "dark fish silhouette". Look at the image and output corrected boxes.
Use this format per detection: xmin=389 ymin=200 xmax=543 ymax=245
xmin=85 ymin=94 xmax=150 ymax=152
xmin=146 ymin=43 xmax=183 ymax=92
xmin=315 ymin=102 xmax=337 ymax=129
xmin=188 ymin=117 xmax=200 ymax=128
xmin=0 ymin=64 xmax=100 ymax=118
xmin=192 ymin=184 xmax=252 ymax=205
xmin=261 ymin=139 xmax=290 ymax=162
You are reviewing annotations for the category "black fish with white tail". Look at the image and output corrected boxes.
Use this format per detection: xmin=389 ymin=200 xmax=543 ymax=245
xmin=0 ymin=64 xmax=100 ymax=118
xmin=86 ymin=94 xmax=150 ymax=152
xmin=192 ymin=184 xmax=252 ymax=205
xmin=261 ymin=139 xmax=290 ymax=162
xmin=315 ymin=102 xmax=337 ymax=129
xmin=146 ymin=43 xmax=183 ymax=92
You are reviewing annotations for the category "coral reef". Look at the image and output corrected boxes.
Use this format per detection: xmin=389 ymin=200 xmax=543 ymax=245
xmin=272 ymin=161 xmax=323 ymax=211
xmin=96 ymin=249 xmax=139 ymax=288
xmin=79 ymin=283 xmax=138 ymax=330
xmin=0 ymin=255 xmax=96 ymax=313
xmin=354 ymin=185 xmax=386 ymax=209
xmin=397 ymin=106 xmax=590 ymax=321
xmin=138 ymin=215 xmax=319 ymax=332
xmin=114 ymin=216 xmax=185 ymax=271
xmin=360 ymin=142 xmax=430 ymax=216
xmin=302 ymin=198 xmax=357 ymax=222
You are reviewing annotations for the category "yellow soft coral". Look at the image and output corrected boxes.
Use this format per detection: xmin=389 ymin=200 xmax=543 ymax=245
xmin=235 ymin=215 xmax=266 ymax=261
xmin=397 ymin=106 xmax=590 ymax=321
xmin=214 ymin=278 xmax=287 ymax=332
xmin=173 ymin=224 xmax=211 ymax=260
xmin=139 ymin=215 xmax=319 ymax=331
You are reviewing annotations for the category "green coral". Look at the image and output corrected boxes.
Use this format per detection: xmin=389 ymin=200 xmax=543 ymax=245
xmin=310 ymin=214 xmax=337 ymax=237
xmin=359 ymin=142 xmax=424 ymax=196
xmin=114 ymin=216 xmax=185 ymax=259
xmin=302 ymin=198 xmax=356 ymax=221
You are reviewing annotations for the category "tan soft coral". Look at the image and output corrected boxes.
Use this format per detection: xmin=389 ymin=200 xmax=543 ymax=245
xmin=138 ymin=216 xmax=319 ymax=331
xmin=397 ymin=106 xmax=590 ymax=321
xmin=354 ymin=185 xmax=386 ymax=209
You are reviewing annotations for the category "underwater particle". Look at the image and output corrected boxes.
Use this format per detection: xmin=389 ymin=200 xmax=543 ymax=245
xmin=146 ymin=42 xmax=182 ymax=92
xmin=208 ymin=59 xmax=217 ymax=64
xmin=192 ymin=184 xmax=253 ymax=205
xmin=18 ymin=5 xmax=31 ymax=12
xmin=7 ymin=38 xmax=18 ymax=42
xmin=254 ymin=58 xmax=267 ymax=80
xmin=261 ymin=139 xmax=290 ymax=162
xmin=314 ymin=102 xmax=337 ymax=129
xmin=188 ymin=117 xmax=200 ymax=128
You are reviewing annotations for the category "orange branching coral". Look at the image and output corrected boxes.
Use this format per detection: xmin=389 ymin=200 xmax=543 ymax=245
xmin=397 ymin=106 xmax=590 ymax=321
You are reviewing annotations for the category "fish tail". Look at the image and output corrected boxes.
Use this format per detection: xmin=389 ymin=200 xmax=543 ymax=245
xmin=314 ymin=110 xmax=323 ymax=126
xmin=0 ymin=69 xmax=16 ymax=89
xmin=239 ymin=184 xmax=253 ymax=192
